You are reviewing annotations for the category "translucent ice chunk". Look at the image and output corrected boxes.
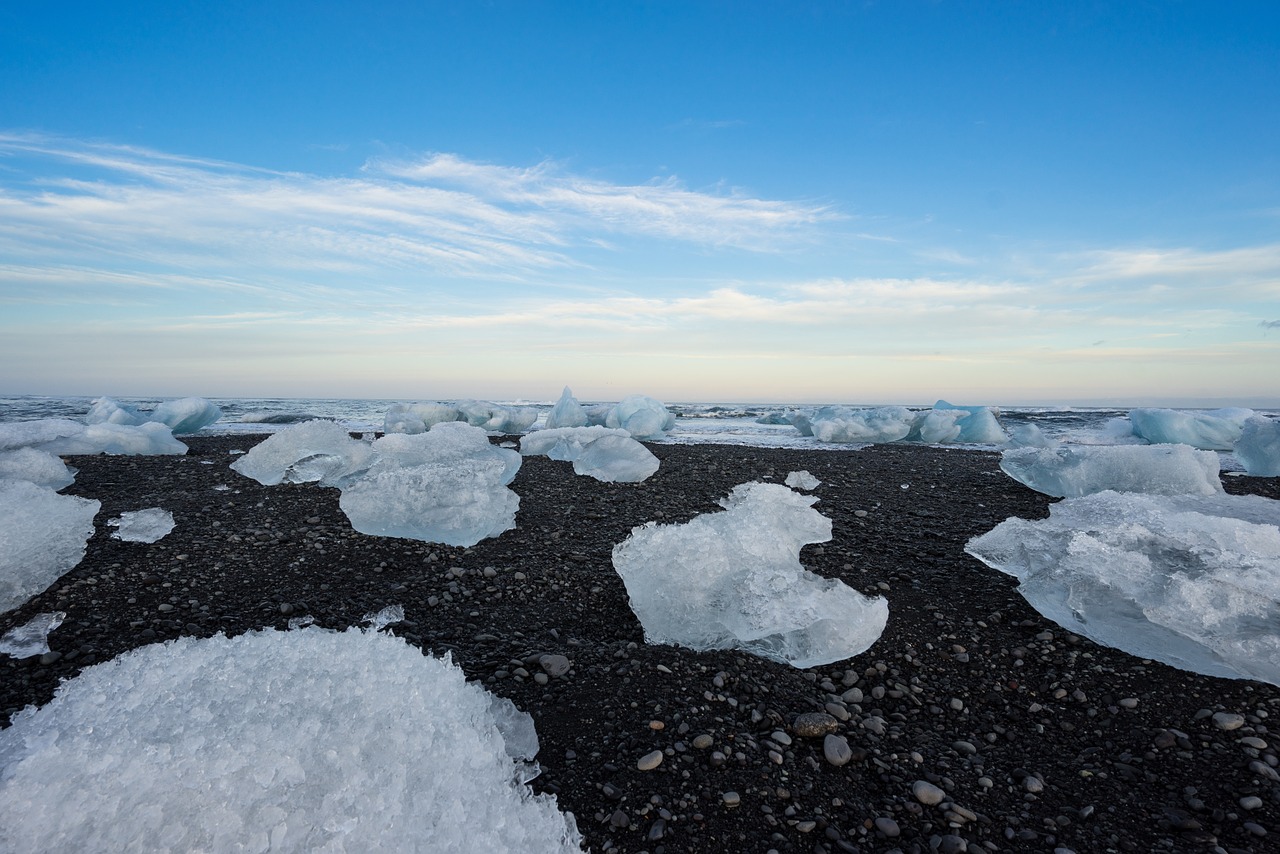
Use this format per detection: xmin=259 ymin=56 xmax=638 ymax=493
xmin=383 ymin=402 xmax=461 ymax=434
xmin=605 ymin=395 xmax=676 ymax=439
xmin=784 ymin=470 xmax=821 ymax=490
xmin=1000 ymin=444 xmax=1224 ymax=497
xmin=966 ymin=490 xmax=1280 ymax=686
xmin=148 ymin=397 xmax=223 ymax=434
xmin=0 ymin=611 xmax=65 ymax=658
xmin=38 ymin=422 xmax=187 ymax=456
xmin=0 ymin=448 xmax=76 ymax=490
xmin=1129 ymin=407 xmax=1253 ymax=451
xmin=85 ymin=397 xmax=146 ymax=426
xmin=612 ymin=482 xmax=887 ymax=668
xmin=545 ymin=386 xmax=589 ymax=429
xmin=1235 ymin=415 xmax=1280 ymax=477
xmin=0 ymin=627 xmax=582 ymax=852
xmin=108 ymin=508 xmax=176 ymax=543
xmin=0 ymin=480 xmax=99 ymax=613
xmin=230 ymin=421 xmax=376 ymax=487
xmin=572 ymin=434 xmax=659 ymax=483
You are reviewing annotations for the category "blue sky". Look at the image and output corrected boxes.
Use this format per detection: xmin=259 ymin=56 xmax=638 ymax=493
xmin=1 ymin=1 xmax=1277 ymax=405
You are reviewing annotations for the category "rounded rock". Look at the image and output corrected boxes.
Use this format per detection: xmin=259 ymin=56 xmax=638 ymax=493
xmin=823 ymin=734 xmax=854 ymax=767
xmin=692 ymin=734 xmax=714 ymax=750
xmin=874 ymin=817 xmax=900 ymax=837
xmin=722 ymin=790 xmax=741 ymax=807
xmin=912 ymin=780 xmax=945 ymax=805
xmin=1212 ymin=712 xmax=1246 ymax=731
xmin=539 ymin=654 xmax=571 ymax=677
xmin=792 ymin=712 xmax=839 ymax=737
xmin=637 ymin=750 xmax=664 ymax=771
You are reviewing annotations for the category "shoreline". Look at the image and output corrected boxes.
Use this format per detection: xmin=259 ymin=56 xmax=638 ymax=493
xmin=2 ymin=436 xmax=1278 ymax=853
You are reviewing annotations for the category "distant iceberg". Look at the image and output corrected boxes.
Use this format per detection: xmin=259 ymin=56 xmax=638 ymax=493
xmin=792 ymin=401 xmax=1007 ymax=446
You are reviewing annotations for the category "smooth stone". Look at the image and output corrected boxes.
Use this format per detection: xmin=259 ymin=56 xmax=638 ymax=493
xmin=692 ymin=734 xmax=714 ymax=750
xmin=874 ymin=817 xmax=900 ymax=837
xmin=792 ymin=712 xmax=839 ymax=737
xmin=938 ymin=835 xmax=967 ymax=854
xmin=539 ymin=653 xmax=571 ymax=677
xmin=637 ymin=750 xmax=664 ymax=771
xmin=1024 ymin=776 xmax=1045 ymax=793
xmin=609 ymin=809 xmax=630 ymax=828
xmin=1119 ymin=697 xmax=1139 ymax=709
xmin=823 ymin=734 xmax=853 ymax=766
xmin=722 ymin=791 xmax=741 ymax=807
xmin=1240 ymin=796 xmax=1263 ymax=810
xmin=952 ymin=740 xmax=978 ymax=755
xmin=1212 ymin=712 xmax=1246 ymax=731
xmin=912 ymin=780 xmax=945 ymax=805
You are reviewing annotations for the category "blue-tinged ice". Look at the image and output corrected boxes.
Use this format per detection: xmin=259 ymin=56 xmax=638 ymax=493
xmin=230 ymin=420 xmax=376 ymax=487
xmin=966 ymin=490 xmax=1280 ymax=686
xmin=807 ymin=406 xmax=916 ymax=444
xmin=147 ymin=397 xmax=223 ymax=434
xmin=545 ymin=387 xmax=589 ymax=429
xmin=0 ymin=480 xmax=99 ymax=613
xmin=0 ymin=448 xmax=76 ymax=490
xmin=521 ymin=426 xmax=659 ymax=482
xmin=109 ymin=508 xmax=176 ymax=543
xmin=1235 ymin=415 xmax=1280 ymax=477
xmin=605 ymin=395 xmax=676 ymax=439
xmin=456 ymin=400 xmax=540 ymax=434
xmin=1128 ymin=407 xmax=1254 ymax=451
xmin=612 ymin=482 xmax=888 ymax=668
xmin=339 ymin=423 xmax=521 ymax=546
xmin=1000 ymin=444 xmax=1224 ymax=497
xmin=383 ymin=402 xmax=461 ymax=434
xmin=0 ymin=611 xmax=64 ymax=658
xmin=85 ymin=397 xmax=146 ymax=426
xmin=931 ymin=400 xmax=1008 ymax=444
xmin=0 ymin=627 xmax=583 ymax=853
xmin=9 ymin=421 xmax=188 ymax=456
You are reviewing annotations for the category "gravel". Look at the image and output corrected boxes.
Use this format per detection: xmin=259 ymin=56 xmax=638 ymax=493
xmin=2 ymin=435 xmax=1278 ymax=853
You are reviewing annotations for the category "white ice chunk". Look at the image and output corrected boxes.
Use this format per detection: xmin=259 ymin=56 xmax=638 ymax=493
xmin=456 ymin=400 xmax=539 ymax=434
xmin=361 ymin=603 xmax=405 ymax=631
xmin=1235 ymin=415 xmax=1280 ymax=477
xmin=808 ymin=406 xmax=916 ymax=444
xmin=0 ymin=611 xmax=65 ymax=658
xmin=965 ymin=491 xmax=1280 ymax=686
xmin=0 ymin=448 xmax=75 ymax=490
xmin=573 ymin=434 xmax=660 ymax=483
xmin=583 ymin=403 xmax=614 ymax=427
xmin=1129 ymin=407 xmax=1253 ymax=451
xmin=0 ymin=480 xmax=99 ymax=613
xmin=147 ymin=397 xmax=223 ymax=434
xmin=606 ymin=395 xmax=676 ymax=439
xmin=85 ymin=397 xmax=146 ymax=426
xmin=931 ymin=400 xmax=1008 ymax=444
xmin=0 ymin=419 xmax=87 ymax=453
xmin=230 ymin=421 xmax=376 ymax=487
xmin=612 ymin=482 xmax=888 ymax=668
xmin=785 ymin=470 xmax=821 ymax=490
xmin=0 ymin=627 xmax=583 ymax=853
xmin=1000 ymin=444 xmax=1225 ymax=497
xmin=1009 ymin=423 xmax=1054 ymax=448
xmin=521 ymin=427 xmax=658 ymax=482
xmin=383 ymin=402 xmax=461 ymax=434
xmin=108 ymin=508 xmax=176 ymax=543
xmin=488 ymin=695 xmax=541 ymax=766
xmin=340 ymin=423 xmax=521 ymax=547
xmin=546 ymin=386 xmax=589 ymax=429
xmin=37 ymin=422 xmax=187 ymax=456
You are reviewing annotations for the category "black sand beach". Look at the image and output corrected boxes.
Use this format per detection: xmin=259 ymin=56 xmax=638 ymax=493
xmin=3 ymin=436 xmax=1278 ymax=853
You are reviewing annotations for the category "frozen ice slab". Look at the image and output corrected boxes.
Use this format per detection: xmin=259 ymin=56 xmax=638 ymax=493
xmin=0 ymin=626 xmax=582 ymax=853
xmin=456 ymin=400 xmax=540 ymax=434
xmin=0 ymin=480 xmax=99 ymax=613
xmin=808 ymin=406 xmax=915 ymax=444
xmin=966 ymin=491 xmax=1280 ymax=686
xmin=0 ymin=419 xmax=88 ymax=452
xmin=1129 ymin=407 xmax=1253 ymax=451
xmin=37 ymin=422 xmax=188 ymax=456
xmin=0 ymin=448 xmax=75 ymax=490
xmin=1000 ymin=444 xmax=1225 ymax=497
xmin=109 ymin=508 xmax=176 ymax=543
xmin=931 ymin=400 xmax=1008 ymax=444
xmin=785 ymin=470 xmax=821 ymax=490
xmin=545 ymin=386 xmax=589 ymax=428
xmin=85 ymin=397 xmax=146 ymax=425
xmin=0 ymin=611 xmax=64 ymax=658
xmin=340 ymin=423 xmax=521 ymax=547
xmin=606 ymin=395 xmax=676 ymax=439
xmin=612 ymin=482 xmax=888 ymax=668
xmin=383 ymin=402 xmax=461 ymax=434
xmin=231 ymin=421 xmax=376 ymax=487
xmin=521 ymin=427 xmax=658 ymax=482
xmin=1235 ymin=415 xmax=1280 ymax=477
xmin=148 ymin=397 xmax=223 ymax=434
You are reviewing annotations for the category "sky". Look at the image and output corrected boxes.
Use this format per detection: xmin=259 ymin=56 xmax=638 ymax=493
xmin=1 ymin=1 xmax=1277 ymax=406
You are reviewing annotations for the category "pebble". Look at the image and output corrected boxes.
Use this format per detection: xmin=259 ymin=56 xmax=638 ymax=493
xmin=539 ymin=653 xmax=571 ymax=677
xmin=692 ymin=734 xmax=714 ymax=750
xmin=952 ymin=740 xmax=978 ymax=755
xmin=1024 ymin=775 xmax=1045 ymax=793
xmin=912 ymin=780 xmax=945 ymax=805
xmin=938 ymin=834 xmax=967 ymax=854
xmin=874 ymin=817 xmax=900 ymax=837
xmin=792 ymin=712 xmax=839 ymax=737
xmin=722 ymin=791 xmax=741 ymax=807
xmin=637 ymin=750 xmax=664 ymax=771
xmin=609 ymin=809 xmax=630 ymax=828
xmin=1239 ymin=795 xmax=1263 ymax=810
xmin=1119 ymin=697 xmax=1139 ymax=709
xmin=823 ymin=734 xmax=853 ymax=767
xmin=1212 ymin=712 xmax=1246 ymax=731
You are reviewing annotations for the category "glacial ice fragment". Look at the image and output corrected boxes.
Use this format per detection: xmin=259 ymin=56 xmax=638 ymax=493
xmin=931 ymin=400 xmax=1008 ymax=444
xmin=456 ymin=400 xmax=540 ymax=434
xmin=965 ymin=490 xmax=1280 ymax=686
xmin=605 ymin=395 xmax=676 ymax=439
xmin=383 ymin=402 xmax=461 ymax=434
xmin=85 ymin=397 xmax=146 ymax=426
xmin=1235 ymin=415 xmax=1280 ymax=477
xmin=546 ymin=386 xmax=589 ymax=429
xmin=808 ymin=406 xmax=915 ymax=444
xmin=230 ymin=421 xmax=376 ymax=487
xmin=521 ymin=427 xmax=659 ymax=482
xmin=612 ymin=482 xmax=888 ymax=668
xmin=785 ymin=470 xmax=821 ymax=490
xmin=1128 ymin=407 xmax=1253 ymax=451
xmin=109 ymin=508 xmax=176 ymax=543
xmin=0 ymin=611 xmax=65 ymax=658
xmin=0 ymin=627 xmax=582 ymax=853
xmin=339 ymin=423 xmax=521 ymax=547
xmin=1000 ymin=444 xmax=1225 ymax=497
xmin=147 ymin=397 xmax=223 ymax=434
xmin=0 ymin=448 xmax=76 ymax=490
xmin=37 ymin=422 xmax=187 ymax=456
xmin=0 ymin=480 xmax=99 ymax=613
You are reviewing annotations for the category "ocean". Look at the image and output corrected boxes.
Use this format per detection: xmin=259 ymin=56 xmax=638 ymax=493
xmin=3 ymin=394 xmax=1276 ymax=470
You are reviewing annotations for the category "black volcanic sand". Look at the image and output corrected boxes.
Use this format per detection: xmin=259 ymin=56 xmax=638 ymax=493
xmin=3 ymin=436 xmax=1279 ymax=854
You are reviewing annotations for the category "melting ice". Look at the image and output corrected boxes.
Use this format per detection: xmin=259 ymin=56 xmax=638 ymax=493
xmin=0 ymin=480 xmax=99 ymax=613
